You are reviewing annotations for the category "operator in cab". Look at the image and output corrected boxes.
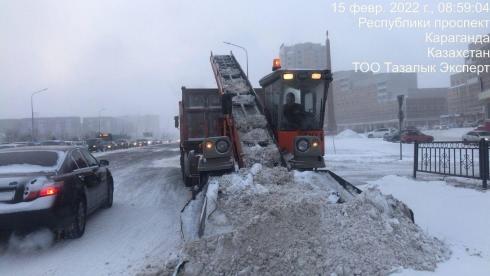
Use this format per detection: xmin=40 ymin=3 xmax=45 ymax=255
xmin=283 ymin=92 xmax=304 ymax=128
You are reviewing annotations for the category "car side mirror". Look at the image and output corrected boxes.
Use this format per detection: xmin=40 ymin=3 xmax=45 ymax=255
xmin=99 ymin=159 xmax=109 ymax=166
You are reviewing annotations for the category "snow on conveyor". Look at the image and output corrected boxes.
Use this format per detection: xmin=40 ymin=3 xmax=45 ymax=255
xmin=212 ymin=55 xmax=282 ymax=168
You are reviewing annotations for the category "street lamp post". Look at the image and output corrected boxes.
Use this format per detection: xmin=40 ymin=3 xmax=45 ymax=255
xmin=31 ymin=88 xmax=48 ymax=142
xmin=98 ymin=108 xmax=106 ymax=135
xmin=223 ymin=41 xmax=248 ymax=78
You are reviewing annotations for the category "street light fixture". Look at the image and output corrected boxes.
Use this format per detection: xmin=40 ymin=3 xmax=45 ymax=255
xmin=31 ymin=88 xmax=48 ymax=141
xmin=98 ymin=108 xmax=106 ymax=135
xmin=223 ymin=41 xmax=248 ymax=78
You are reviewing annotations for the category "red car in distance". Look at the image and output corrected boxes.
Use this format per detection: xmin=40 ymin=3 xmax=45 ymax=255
xmin=400 ymin=130 xmax=434 ymax=143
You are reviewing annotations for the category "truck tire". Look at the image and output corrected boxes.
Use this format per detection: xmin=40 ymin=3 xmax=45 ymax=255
xmin=181 ymin=150 xmax=196 ymax=187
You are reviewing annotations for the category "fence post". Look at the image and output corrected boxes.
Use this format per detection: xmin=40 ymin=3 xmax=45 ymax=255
xmin=479 ymin=139 xmax=488 ymax=190
xmin=413 ymin=142 xmax=418 ymax=178
xmin=484 ymin=139 xmax=488 ymax=190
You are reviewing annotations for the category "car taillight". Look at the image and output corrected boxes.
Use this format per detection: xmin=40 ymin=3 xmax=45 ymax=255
xmin=24 ymin=181 xmax=63 ymax=201
xmin=39 ymin=186 xmax=60 ymax=197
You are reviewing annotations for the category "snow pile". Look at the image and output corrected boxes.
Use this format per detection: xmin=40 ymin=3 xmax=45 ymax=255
xmin=336 ymin=129 xmax=364 ymax=139
xmin=169 ymin=166 xmax=449 ymax=276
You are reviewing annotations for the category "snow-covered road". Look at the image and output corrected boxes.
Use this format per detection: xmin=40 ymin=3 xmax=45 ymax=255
xmin=0 ymin=144 xmax=188 ymax=276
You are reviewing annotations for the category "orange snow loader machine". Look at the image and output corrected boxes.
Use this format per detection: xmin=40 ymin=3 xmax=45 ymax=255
xmin=175 ymin=53 xmax=362 ymax=197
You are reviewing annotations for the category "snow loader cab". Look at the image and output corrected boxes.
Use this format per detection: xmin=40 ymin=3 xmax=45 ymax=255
xmin=177 ymin=87 xmax=235 ymax=187
xmin=258 ymin=69 xmax=332 ymax=169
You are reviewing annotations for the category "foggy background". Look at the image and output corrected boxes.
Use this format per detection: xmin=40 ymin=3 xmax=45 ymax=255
xmin=1 ymin=0 xmax=488 ymax=131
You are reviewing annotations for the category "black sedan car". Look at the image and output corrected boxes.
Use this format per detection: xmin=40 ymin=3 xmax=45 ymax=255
xmin=0 ymin=146 xmax=113 ymax=239
xmin=86 ymin=138 xmax=104 ymax=152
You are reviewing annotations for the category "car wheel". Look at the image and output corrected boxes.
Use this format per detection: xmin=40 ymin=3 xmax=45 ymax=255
xmin=64 ymin=197 xmax=87 ymax=239
xmin=103 ymin=177 xmax=114 ymax=208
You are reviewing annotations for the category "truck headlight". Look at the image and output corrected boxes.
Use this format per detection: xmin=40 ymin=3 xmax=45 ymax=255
xmin=296 ymin=139 xmax=310 ymax=152
xmin=312 ymin=140 xmax=319 ymax=148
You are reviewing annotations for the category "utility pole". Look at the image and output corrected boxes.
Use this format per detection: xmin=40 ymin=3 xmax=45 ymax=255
xmin=31 ymin=88 xmax=48 ymax=142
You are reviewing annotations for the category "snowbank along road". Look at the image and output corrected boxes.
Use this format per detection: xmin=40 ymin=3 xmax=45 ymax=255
xmin=0 ymin=144 xmax=188 ymax=276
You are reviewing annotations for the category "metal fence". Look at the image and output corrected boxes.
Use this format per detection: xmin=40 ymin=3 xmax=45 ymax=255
xmin=414 ymin=139 xmax=488 ymax=189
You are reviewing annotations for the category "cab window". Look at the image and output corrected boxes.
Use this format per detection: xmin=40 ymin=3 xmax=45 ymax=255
xmin=280 ymin=81 xmax=323 ymax=130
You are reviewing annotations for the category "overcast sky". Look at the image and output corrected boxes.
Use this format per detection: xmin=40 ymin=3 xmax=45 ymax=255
xmin=1 ymin=0 xmax=489 ymax=131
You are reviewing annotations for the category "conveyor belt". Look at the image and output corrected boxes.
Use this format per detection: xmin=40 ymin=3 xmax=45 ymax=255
xmin=211 ymin=53 xmax=281 ymax=168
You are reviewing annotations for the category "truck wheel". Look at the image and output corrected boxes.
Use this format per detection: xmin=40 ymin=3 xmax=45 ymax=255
xmin=183 ymin=174 xmax=194 ymax=187
xmin=64 ymin=197 xmax=87 ymax=239
xmin=180 ymin=150 xmax=194 ymax=186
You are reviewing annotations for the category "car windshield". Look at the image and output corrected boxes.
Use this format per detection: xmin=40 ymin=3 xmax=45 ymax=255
xmin=0 ymin=150 xmax=64 ymax=174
